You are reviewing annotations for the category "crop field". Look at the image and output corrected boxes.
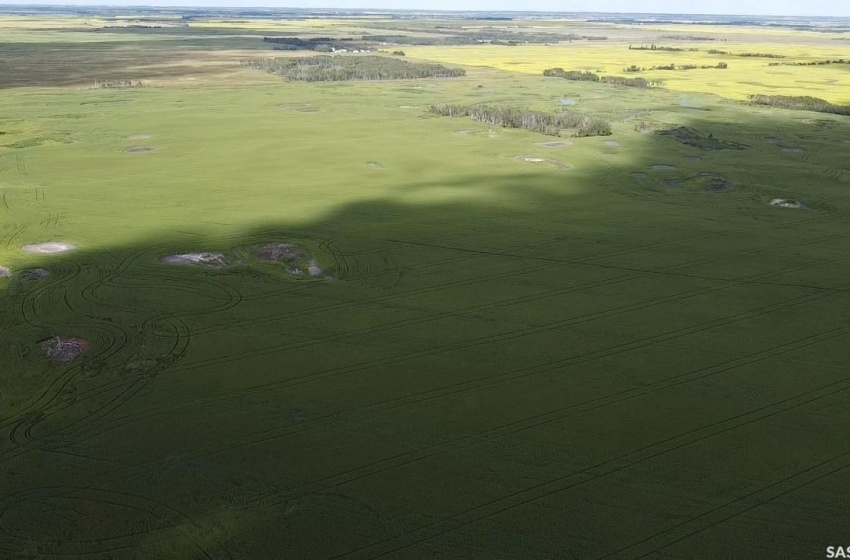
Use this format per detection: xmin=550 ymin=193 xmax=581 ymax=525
xmin=1 ymin=10 xmax=850 ymax=560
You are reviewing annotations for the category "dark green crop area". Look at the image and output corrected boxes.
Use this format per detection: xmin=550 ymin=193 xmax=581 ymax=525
xmin=1 ymin=13 xmax=850 ymax=560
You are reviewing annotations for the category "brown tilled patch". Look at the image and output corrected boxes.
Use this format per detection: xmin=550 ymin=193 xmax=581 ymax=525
xmin=41 ymin=337 xmax=90 ymax=363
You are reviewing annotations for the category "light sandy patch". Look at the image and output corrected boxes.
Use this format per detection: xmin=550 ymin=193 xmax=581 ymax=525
xmin=160 ymin=252 xmax=227 ymax=267
xmin=22 ymin=242 xmax=75 ymax=254
xmin=604 ymin=140 xmax=621 ymax=147
xmin=308 ymin=260 xmax=323 ymax=277
xmin=770 ymin=198 xmax=805 ymax=209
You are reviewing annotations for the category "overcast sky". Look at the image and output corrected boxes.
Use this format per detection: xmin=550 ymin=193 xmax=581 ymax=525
xmin=5 ymin=0 xmax=850 ymax=17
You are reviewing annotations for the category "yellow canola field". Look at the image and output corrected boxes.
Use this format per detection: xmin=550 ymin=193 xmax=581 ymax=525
xmin=405 ymin=42 xmax=850 ymax=105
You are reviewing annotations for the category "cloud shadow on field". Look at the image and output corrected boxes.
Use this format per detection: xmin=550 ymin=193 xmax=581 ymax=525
xmin=1 ymin=109 xmax=850 ymax=559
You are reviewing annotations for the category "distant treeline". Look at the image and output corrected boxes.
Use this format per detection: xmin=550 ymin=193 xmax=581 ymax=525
xmin=364 ymin=31 xmax=605 ymax=46
xmin=244 ymin=56 xmax=465 ymax=82
xmin=428 ymin=104 xmax=612 ymax=137
xmin=543 ymin=68 xmax=655 ymax=88
xmin=624 ymin=62 xmax=727 ymax=72
xmin=629 ymin=44 xmax=700 ymax=52
xmin=707 ymin=49 xmax=785 ymax=58
xmin=91 ymin=79 xmax=143 ymax=88
xmin=658 ymin=34 xmax=718 ymax=41
xmin=767 ymin=59 xmax=850 ymax=67
xmin=750 ymin=94 xmax=850 ymax=116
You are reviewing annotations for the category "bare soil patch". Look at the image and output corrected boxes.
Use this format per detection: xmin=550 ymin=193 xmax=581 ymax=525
xmin=40 ymin=336 xmax=90 ymax=363
xmin=22 ymin=242 xmax=75 ymax=254
xmin=538 ymin=141 xmax=572 ymax=148
xmin=0 ymin=266 xmax=10 ymax=278
xmin=254 ymin=243 xmax=301 ymax=263
xmin=770 ymin=198 xmax=806 ymax=209
xmin=127 ymin=134 xmax=151 ymax=140
xmin=126 ymin=146 xmax=154 ymax=154
xmin=160 ymin=252 xmax=227 ymax=268
xmin=604 ymin=140 xmax=621 ymax=147
xmin=18 ymin=268 xmax=50 ymax=281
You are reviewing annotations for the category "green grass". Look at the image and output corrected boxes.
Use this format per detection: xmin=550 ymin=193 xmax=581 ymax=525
xmin=1 ymin=17 xmax=850 ymax=560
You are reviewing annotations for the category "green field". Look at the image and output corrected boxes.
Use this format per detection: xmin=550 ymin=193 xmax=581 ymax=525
xmin=2 ymin=11 xmax=850 ymax=560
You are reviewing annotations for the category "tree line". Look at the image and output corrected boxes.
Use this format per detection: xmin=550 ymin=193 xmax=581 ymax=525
xmin=767 ymin=59 xmax=850 ymax=67
xmin=428 ymin=104 xmax=612 ymax=137
xmin=543 ymin=68 xmax=655 ymax=88
xmin=243 ymin=56 xmax=466 ymax=82
xmin=624 ymin=62 xmax=727 ymax=72
xmin=750 ymin=94 xmax=850 ymax=116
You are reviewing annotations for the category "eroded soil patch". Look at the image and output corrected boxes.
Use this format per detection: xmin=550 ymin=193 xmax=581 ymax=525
xmin=22 ymin=242 xmax=75 ymax=254
xmin=160 ymin=252 xmax=228 ymax=268
xmin=771 ymin=198 xmax=806 ymax=209
xmin=41 ymin=337 xmax=90 ymax=363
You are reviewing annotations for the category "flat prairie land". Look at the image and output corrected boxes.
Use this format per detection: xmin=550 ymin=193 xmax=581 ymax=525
xmin=1 ymin=11 xmax=849 ymax=560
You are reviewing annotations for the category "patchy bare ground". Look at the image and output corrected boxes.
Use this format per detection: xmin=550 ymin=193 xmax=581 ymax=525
xmin=40 ymin=337 xmax=90 ymax=363
xmin=0 ymin=266 xmax=10 ymax=278
xmin=21 ymin=242 xmax=75 ymax=254
xmin=160 ymin=252 xmax=228 ymax=268
xmin=604 ymin=140 xmax=621 ymax=147
xmin=771 ymin=198 xmax=806 ymax=209
xmin=18 ymin=268 xmax=51 ymax=281
xmin=254 ymin=243 xmax=301 ymax=263
xmin=515 ymin=156 xmax=570 ymax=170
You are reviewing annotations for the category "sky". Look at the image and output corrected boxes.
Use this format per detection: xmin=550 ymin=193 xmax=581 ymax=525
xmin=4 ymin=0 xmax=850 ymax=17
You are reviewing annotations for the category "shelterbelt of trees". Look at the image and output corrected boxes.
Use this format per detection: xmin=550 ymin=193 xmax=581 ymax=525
xmin=428 ymin=104 xmax=612 ymax=137
xmin=243 ymin=55 xmax=466 ymax=82
xmin=749 ymin=94 xmax=850 ymax=116
xmin=542 ymin=68 xmax=655 ymax=88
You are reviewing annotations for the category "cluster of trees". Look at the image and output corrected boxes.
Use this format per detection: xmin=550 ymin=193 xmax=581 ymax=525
xmin=543 ymin=68 xmax=654 ymax=88
xmin=659 ymin=34 xmax=718 ymax=41
xmin=243 ymin=56 xmax=465 ymax=82
xmin=626 ymin=62 xmax=727 ymax=72
xmin=428 ymin=104 xmax=612 ymax=137
xmin=262 ymin=36 xmax=373 ymax=53
xmin=708 ymin=49 xmax=784 ymax=58
xmin=768 ymin=59 xmax=850 ymax=67
xmin=628 ymin=44 xmax=699 ymax=52
xmin=750 ymin=94 xmax=850 ymax=116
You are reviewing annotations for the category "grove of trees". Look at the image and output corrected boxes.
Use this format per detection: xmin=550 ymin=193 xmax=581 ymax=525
xmin=428 ymin=104 xmax=612 ymax=137
xmin=243 ymin=56 xmax=466 ymax=82
xmin=543 ymin=68 xmax=653 ymax=88
xmin=750 ymin=94 xmax=850 ymax=116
